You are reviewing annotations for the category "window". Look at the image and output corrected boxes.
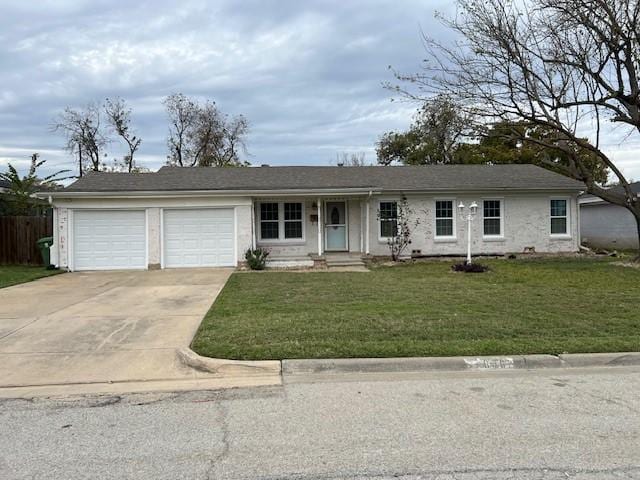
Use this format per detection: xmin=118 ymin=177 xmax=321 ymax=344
xmin=483 ymin=200 xmax=502 ymax=237
xmin=259 ymin=202 xmax=304 ymax=241
xmin=550 ymin=199 xmax=568 ymax=235
xmin=379 ymin=201 xmax=398 ymax=238
xmin=284 ymin=203 xmax=303 ymax=239
xmin=435 ymin=200 xmax=454 ymax=237
xmin=260 ymin=203 xmax=279 ymax=240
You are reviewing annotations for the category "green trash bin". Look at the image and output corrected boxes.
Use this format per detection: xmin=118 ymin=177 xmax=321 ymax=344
xmin=37 ymin=236 xmax=53 ymax=267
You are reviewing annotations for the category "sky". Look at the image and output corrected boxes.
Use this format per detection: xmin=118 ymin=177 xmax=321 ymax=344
xmin=0 ymin=0 xmax=638 ymax=181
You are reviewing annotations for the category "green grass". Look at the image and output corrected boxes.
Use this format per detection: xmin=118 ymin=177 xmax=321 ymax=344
xmin=192 ymin=257 xmax=640 ymax=360
xmin=0 ymin=265 xmax=62 ymax=289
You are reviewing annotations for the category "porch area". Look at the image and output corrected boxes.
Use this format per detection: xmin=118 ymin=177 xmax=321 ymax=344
xmin=250 ymin=196 xmax=373 ymax=268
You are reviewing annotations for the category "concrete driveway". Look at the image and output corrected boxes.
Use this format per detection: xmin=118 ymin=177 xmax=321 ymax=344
xmin=0 ymin=268 xmax=233 ymax=390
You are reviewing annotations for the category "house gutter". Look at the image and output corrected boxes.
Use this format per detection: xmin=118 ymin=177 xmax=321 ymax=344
xmin=39 ymin=186 xmax=582 ymax=200
xmin=38 ymin=187 xmax=383 ymax=199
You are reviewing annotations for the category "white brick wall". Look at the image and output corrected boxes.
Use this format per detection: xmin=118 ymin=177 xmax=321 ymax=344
xmin=52 ymin=196 xmax=252 ymax=270
xmin=51 ymin=190 xmax=579 ymax=270
xmin=366 ymin=193 xmax=579 ymax=256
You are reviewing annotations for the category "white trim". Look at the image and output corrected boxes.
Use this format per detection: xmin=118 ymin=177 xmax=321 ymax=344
xmin=42 ymin=186 xmax=583 ymax=200
xmin=324 ymin=200 xmax=349 ymax=252
xmin=365 ymin=197 xmax=370 ymax=254
xmin=44 ymin=187 xmax=383 ymax=199
xmin=51 ymin=207 xmax=59 ymax=267
xmin=550 ymin=196 xmax=571 ymax=238
xmin=317 ymin=198 xmax=323 ymax=256
xmin=481 ymin=198 xmax=504 ymax=239
xmin=68 ymin=209 xmax=74 ymax=272
xmin=250 ymin=200 xmax=256 ymax=250
xmin=233 ymin=206 xmax=238 ymax=266
xmin=359 ymin=200 xmax=364 ymax=253
xmin=144 ymin=208 xmax=149 ymax=268
xmin=434 ymin=198 xmax=457 ymax=240
xmin=256 ymin=201 xmax=306 ymax=244
xmin=376 ymin=198 xmax=399 ymax=242
xmin=159 ymin=208 xmax=165 ymax=269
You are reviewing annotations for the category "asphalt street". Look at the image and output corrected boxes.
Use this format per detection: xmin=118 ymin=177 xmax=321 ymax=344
xmin=1 ymin=366 xmax=639 ymax=479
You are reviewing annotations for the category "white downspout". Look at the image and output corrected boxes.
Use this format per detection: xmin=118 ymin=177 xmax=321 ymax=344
xmin=317 ymin=198 xmax=323 ymax=256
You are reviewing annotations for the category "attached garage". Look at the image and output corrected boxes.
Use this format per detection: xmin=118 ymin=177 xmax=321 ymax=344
xmin=163 ymin=208 xmax=235 ymax=268
xmin=72 ymin=210 xmax=146 ymax=271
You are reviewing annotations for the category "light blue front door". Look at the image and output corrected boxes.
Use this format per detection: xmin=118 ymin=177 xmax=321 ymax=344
xmin=325 ymin=201 xmax=347 ymax=251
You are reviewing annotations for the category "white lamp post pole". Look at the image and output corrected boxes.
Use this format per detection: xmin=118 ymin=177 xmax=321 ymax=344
xmin=458 ymin=201 xmax=478 ymax=264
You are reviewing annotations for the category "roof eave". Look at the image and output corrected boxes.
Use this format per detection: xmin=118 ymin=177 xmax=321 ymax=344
xmin=43 ymin=187 xmax=383 ymax=199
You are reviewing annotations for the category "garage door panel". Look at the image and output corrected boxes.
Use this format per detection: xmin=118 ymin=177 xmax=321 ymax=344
xmin=73 ymin=210 xmax=146 ymax=271
xmin=163 ymin=209 xmax=235 ymax=268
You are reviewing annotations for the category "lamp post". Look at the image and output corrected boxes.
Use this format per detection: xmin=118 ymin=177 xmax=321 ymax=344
xmin=458 ymin=201 xmax=478 ymax=264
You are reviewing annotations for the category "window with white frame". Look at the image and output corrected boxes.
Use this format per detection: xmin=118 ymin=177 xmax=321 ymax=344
xmin=483 ymin=199 xmax=502 ymax=236
xmin=259 ymin=202 xmax=304 ymax=241
xmin=435 ymin=200 xmax=454 ymax=237
xmin=550 ymin=199 xmax=568 ymax=235
xmin=379 ymin=201 xmax=398 ymax=238
xmin=284 ymin=203 xmax=303 ymax=239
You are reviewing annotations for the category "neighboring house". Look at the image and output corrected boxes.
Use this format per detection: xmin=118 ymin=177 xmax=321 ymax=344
xmin=579 ymin=182 xmax=640 ymax=250
xmin=42 ymin=164 xmax=583 ymax=271
xmin=0 ymin=179 xmax=10 ymax=194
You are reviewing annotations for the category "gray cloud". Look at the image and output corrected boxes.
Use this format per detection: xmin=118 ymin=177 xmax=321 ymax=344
xmin=1 ymin=0 xmax=637 ymax=182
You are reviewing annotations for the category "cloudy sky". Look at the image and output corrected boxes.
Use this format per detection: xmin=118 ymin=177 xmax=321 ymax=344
xmin=0 ymin=0 xmax=638 ymax=181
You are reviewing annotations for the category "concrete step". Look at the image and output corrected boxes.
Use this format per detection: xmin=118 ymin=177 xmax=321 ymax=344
xmin=325 ymin=256 xmax=366 ymax=267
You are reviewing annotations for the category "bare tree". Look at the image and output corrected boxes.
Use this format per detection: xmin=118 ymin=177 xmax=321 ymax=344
xmin=164 ymin=93 xmax=249 ymax=167
xmin=104 ymin=97 xmax=142 ymax=172
xmin=393 ymin=0 xmax=640 ymax=258
xmin=335 ymin=151 xmax=368 ymax=166
xmin=377 ymin=95 xmax=473 ymax=165
xmin=53 ymin=103 xmax=107 ymax=176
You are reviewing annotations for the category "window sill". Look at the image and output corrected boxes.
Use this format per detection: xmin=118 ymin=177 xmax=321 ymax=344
xmin=434 ymin=237 xmax=458 ymax=243
xmin=482 ymin=236 xmax=505 ymax=242
xmin=550 ymin=234 xmax=572 ymax=240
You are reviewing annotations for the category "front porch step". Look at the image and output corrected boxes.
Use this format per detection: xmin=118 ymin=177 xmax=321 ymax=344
xmin=325 ymin=254 xmax=366 ymax=268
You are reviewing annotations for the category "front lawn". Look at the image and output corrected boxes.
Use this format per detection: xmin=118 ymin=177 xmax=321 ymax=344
xmin=192 ymin=258 xmax=640 ymax=360
xmin=0 ymin=265 xmax=62 ymax=289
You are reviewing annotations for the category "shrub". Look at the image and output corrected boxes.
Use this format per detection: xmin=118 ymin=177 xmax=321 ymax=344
xmin=245 ymin=248 xmax=269 ymax=270
xmin=451 ymin=262 xmax=489 ymax=273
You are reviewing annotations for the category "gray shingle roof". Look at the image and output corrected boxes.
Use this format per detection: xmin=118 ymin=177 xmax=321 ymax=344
xmin=61 ymin=164 xmax=584 ymax=193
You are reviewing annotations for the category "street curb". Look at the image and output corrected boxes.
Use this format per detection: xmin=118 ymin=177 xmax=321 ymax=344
xmin=281 ymin=352 xmax=640 ymax=375
xmin=176 ymin=348 xmax=281 ymax=376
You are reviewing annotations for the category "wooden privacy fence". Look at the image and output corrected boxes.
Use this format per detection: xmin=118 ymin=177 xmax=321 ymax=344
xmin=0 ymin=215 xmax=53 ymax=265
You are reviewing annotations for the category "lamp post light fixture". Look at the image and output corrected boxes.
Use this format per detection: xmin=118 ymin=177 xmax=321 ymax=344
xmin=458 ymin=201 xmax=478 ymax=264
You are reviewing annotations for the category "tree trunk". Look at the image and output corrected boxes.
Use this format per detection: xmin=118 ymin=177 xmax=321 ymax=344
xmin=634 ymin=210 xmax=640 ymax=262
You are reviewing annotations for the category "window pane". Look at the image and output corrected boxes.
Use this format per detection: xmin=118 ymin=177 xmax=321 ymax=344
xmin=483 ymin=200 xmax=500 ymax=218
xmin=484 ymin=218 xmax=501 ymax=236
xmin=550 ymin=199 xmax=567 ymax=217
xmin=284 ymin=203 xmax=302 ymax=221
xmin=436 ymin=218 xmax=453 ymax=237
xmin=380 ymin=219 xmax=397 ymax=237
xmin=380 ymin=202 xmax=397 ymax=220
xmin=284 ymin=221 xmax=303 ymax=239
xmin=436 ymin=201 xmax=453 ymax=219
xmin=260 ymin=221 xmax=279 ymax=239
xmin=551 ymin=217 xmax=567 ymax=234
xmin=260 ymin=203 xmax=279 ymax=221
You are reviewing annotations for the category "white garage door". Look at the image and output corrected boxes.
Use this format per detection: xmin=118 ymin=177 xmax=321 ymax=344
xmin=163 ymin=209 xmax=235 ymax=268
xmin=73 ymin=210 xmax=146 ymax=271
